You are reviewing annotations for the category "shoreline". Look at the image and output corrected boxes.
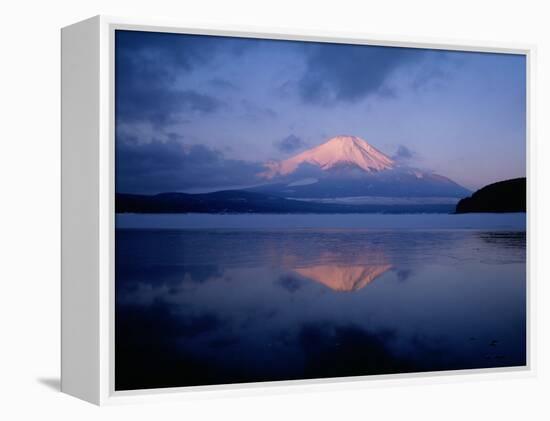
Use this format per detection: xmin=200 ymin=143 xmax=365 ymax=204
xmin=115 ymin=212 xmax=526 ymax=231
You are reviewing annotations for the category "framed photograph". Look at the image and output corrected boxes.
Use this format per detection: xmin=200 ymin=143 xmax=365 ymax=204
xmin=61 ymin=15 xmax=532 ymax=405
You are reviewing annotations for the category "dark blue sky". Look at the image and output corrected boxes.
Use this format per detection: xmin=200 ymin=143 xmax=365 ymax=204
xmin=115 ymin=30 xmax=526 ymax=194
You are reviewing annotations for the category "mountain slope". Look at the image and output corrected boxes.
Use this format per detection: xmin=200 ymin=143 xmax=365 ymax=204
xmin=251 ymin=169 xmax=470 ymax=198
xmin=252 ymin=135 xmax=470 ymax=199
xmin=455 ymin=178 xmax=526 ymax=213
xmin=261 ymin=135 xmax=394 ymax=178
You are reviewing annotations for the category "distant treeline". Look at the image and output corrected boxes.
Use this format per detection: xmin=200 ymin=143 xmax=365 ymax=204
xmin=116 ymin=190 xmax=455 ymax=214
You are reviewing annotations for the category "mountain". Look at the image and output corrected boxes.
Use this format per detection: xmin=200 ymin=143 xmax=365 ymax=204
xmin=455 ymin=178 xmax=526 ymax=213
xmin=252 ymin=135 xmax=471 ymax=199
xmin=261 ymin=135 xmax=395 ymax=178
xmin=116 ymin=135 xmax=473 ymax=214
xmin=116 ymin=191 xmax=456 ymax=214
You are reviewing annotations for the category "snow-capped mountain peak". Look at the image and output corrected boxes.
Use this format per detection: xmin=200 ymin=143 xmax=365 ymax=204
xmin=260 ymin=135 xmax=395 ymax=179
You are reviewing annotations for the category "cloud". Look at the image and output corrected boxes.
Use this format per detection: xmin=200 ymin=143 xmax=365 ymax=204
xmin=115 ymin=30 xmax=251 ymax=84
xmin=116 ymin=88 xmax=224 ymax=127
xmin=274 ymin=134 xmax=307 ymax=153
xmin=298 ymin=43 xmax=429 ymax=105
xmin=209 ymin=78 xmax=238 ymax=90
xmin=239 ymin=99 xmax=278 ymax=121
xmin=115 ymin=30 xmax=252 ymax=127
xmin=115 ymin=138 xmax=265 ymax=194
xmin=392 ymin=145 xmax=416 ymax=162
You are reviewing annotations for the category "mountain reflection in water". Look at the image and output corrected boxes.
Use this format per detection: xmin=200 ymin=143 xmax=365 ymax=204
xmin=294 ymin=264 xmax=393 ymax=292
xmin=115 ymin=228 xmax=526 ymax=391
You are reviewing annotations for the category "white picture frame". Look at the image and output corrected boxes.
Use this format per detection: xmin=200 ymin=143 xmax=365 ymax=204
xmin=61 ymin=15 xmax=535 ymax=405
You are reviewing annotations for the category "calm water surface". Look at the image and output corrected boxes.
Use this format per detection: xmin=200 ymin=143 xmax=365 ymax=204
xmin=115 ymin=215 xmax=526 ymax=390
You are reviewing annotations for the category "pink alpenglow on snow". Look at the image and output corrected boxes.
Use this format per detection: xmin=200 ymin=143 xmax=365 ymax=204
xmin=260 ymin=135 xmax=395 ymax=179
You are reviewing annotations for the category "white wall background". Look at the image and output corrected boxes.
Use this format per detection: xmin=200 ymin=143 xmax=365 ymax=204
xmin=0 ymin=0 xmax=548 ymax=419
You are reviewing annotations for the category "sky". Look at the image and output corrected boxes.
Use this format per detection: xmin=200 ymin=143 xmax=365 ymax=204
xmin=115 ymin=30 xmax=526 ymax=194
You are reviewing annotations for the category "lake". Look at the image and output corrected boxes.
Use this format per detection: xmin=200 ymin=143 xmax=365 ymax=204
xmin=115 ymin=213 xmax=527 ymax=390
